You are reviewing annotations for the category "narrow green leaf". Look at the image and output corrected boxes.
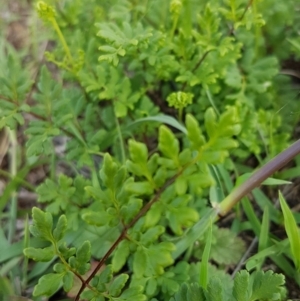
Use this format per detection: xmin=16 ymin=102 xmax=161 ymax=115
xmin=131 ymin=115 xmax=187 ymax=134
xmin=242 ymin=198 xmax=261 ymax=237
xmin=246 ymin=240 xmax=289 ymax=271
xmin=279 ymin=191 xmax=300 ymax=270
xmin=262 ymin=178 xmax=292 ymax=185
xmin=236 ymin=173 xmax=291 ymax=187
xmin=257 ymin=207 xmax=270 ymax=268
xmin=175 ymin=176 xmax=188 ymax=196
xmin=199 ymin=219 xmax=212 ymax=289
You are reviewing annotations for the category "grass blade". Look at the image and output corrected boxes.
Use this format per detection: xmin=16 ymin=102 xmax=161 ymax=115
xmin=257 ymin=207 xmax=270 ymax=269
xmin=130 ymin=115 xmax=187 ymax=134
xmin=279 ymin=191 xmax=300 ymax=271
xmin=199 ymin=219 xmax=212 ymax=289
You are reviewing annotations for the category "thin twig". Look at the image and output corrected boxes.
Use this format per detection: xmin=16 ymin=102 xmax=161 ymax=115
xmin=231 ymin=237 xmax=257 ymax=278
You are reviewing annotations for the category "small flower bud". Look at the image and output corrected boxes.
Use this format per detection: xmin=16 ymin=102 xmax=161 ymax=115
xmin=167 ymin=91 xmax=194 ymax=110
xmin=36 ymin=1 xmax=56 ymax=22
xmin=170 ymin=0 xmax=182 ymax=16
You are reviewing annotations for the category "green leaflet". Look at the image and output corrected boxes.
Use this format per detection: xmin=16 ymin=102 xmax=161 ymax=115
xmin=53 ymin=215 xmax=68 ymax=241
xmin=133 ymin=242 xmax=175 ymax=278
xmin=100 ymin=153 xmax=119 ymax=189
xmin=33 ymin=273 xmax=64 ymax=297
xmin=89 ymin=265 xmax=144 ymax=300
xmin=140 ymin=225 xmax=165 ymax=246
xmin=29 ymin=207 xmax=53 ymax=242
xmin=158 ymin=125 xmax=180 ymax=163
xmin=108 ymin=274 xmax=129 ymax=297
xmin=119 ymin=286 xmax=146 ymax=301
xmin=127 ymin=139 xmax=154 ymax=181
xmin=95 ymin=265 xmax=113 ymax=287
xmin=125 ymin=181 xmax=154 ymax=195
xmin=82 ymin=211 xmax=112 ymax=227
xmin=112 ymin=240 xmax=130 ymax=272
xmin=63 ymin=271 xmax=74 ymax=292
xmin=69 ymin=241 xmax=91 ymax=275
xmin=186 ymin=114 xmax=206 ymax=150
xmin=23 ymin=246 xmax=54 ymax=262
xmin=168 ymin=206 xmax=199 ymax=236
xmin=133 ymin=247 xmax=147 ymax=279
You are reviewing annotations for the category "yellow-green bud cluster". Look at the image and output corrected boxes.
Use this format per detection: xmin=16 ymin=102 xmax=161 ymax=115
xmin=36 ymin=1 xmax=56 ymax=22
xmin=167 ymin=91 xmax=194 ymax=110
xmin=169 ymin=0 xmax=182 ymax=16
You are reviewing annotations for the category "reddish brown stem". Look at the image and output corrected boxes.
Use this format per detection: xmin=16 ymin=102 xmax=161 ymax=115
xmin=74 ymin=173 xmax=181 ymax=301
